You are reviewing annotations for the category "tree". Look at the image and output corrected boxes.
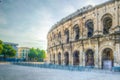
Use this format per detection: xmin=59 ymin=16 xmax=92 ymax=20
xmin=40 ymin=50 xmax=46 ymax=59
xmin=28 ymin=48 xmax=46 ymax=62
xmin=2 ymin=44 xmax=16 ymax=59
xmin=28 ymin=48 xmax=37 ymax=61
xmin=0 ymin=40 xmax=3 ymax=54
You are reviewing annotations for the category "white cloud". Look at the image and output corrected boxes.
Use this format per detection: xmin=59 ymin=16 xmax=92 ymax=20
xmin=0 ymin=0 xmax=110 ymax=50
xmin=27 ymin=8 xmax=55 ymax=40
xmin=0 ymin=18 xmax=7 ymax=24
xmin=62 ymin=5 xmax=76 ymax=16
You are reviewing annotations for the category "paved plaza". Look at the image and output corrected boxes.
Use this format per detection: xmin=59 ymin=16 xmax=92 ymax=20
xmin=0 ymin=64 xmax=120 ymax=80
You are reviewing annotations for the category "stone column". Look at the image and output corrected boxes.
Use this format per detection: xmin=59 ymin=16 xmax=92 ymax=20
xmin=115 ymin=0 xmax=119 ymax=27
xmin=68 ymin=51 xmax=71 ymax=65
xmin=94 ymin=8 xmax=99 ymax=36
xmin=82 ymin=52 xmax=85 ymax=66
xmin=94 ymin=44 xmax=99 ymax=68
xmin=79 ymin=50 xmax=83 ymax=66
xmin=61 ymin=51 xmax=64 ymax=65
xmin=114 ymin=43 xmax=120 ymax=66
xmin=98 ymin=50 xmax=102 ymax=69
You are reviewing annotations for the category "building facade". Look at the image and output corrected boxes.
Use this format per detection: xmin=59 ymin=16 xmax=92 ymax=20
xmin=17 ymin=47 xmax=30 ymax=60
xmin=47 ymin=0 xmax=120 ymax=69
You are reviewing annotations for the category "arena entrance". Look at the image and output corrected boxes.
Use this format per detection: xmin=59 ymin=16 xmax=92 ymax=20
xmin=58 ymin=53 xmax=61 ymax=65
xmin=73 ymin=51 xmax=79 ymax=65
xmin=85 ymin=49 xmax=94 ymax=66
xmin=102 ymin=48 xmax=114 ymax=70
xmin=64 ymin=52 xmax=69 ymax=66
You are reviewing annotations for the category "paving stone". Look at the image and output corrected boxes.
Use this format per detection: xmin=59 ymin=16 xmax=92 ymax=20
xmin=0 ymin=64 xmax=120 ymax=80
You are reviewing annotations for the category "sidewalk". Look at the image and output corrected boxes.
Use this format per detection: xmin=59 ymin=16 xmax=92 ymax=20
xmin=0 ymin=62 xmax=11 ymax=64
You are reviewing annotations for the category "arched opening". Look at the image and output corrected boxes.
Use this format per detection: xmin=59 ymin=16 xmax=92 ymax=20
xmin=103 ymin=17 xmax=112 ymax=35
xmin=53 ymin=54 xmax=55 ymax=64
xmin=64 ymin=52 xmax=69 ymax=66
xmin=85 ymin=49 xmax=94 ymax=66
xmin=73 ymin=51 xmax=80 ymax=65
xmin=64 ymin=29 xmax=69 ymax=43
xmin=50 ymin=54 xmax=51 ymax=62
xmin=85 ymin=19 xmax=94 ymax=38
xmin=58 ymin=52 xmax=61 ymax=65
xmin=73 ymin=24 xmax=80 ymax=40
xmin=58 ymin=32 xmax=61 ymax=44
xmin=102 ymin=48 xmax=114 ymax=70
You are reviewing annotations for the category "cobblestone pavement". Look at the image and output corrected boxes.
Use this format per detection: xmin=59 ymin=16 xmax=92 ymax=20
xmin=0 ymin=64 xmax=120 ymax=80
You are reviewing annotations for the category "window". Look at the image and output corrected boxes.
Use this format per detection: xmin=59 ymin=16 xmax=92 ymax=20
xmin=103 ymin=17 xmax=112 ymax=35
xmin=85 ymin=19 xmax=94 ymax=38
xmin=64 ymin=29 xmax=69 ymax=43
xmin=58 ymin=32 xmax=61 ymax=38
xmin=58 ymin=32 xmax=61 ymax=44
xmin=73 ymin=24 xmax=80 ymax=40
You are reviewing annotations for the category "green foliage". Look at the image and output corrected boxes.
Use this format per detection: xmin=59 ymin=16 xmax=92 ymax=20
xmin=28 ymin=48 xmax=37 ymax=58
xmin=0 ymin=40 xmax=3 ymax=54
xmin=40 ymin=50 xmax=46 ymax=59
xmin=28 ymin=48 xmax=46 ymax=61
xmin=2 ymin=44 xmax=16 ymax=58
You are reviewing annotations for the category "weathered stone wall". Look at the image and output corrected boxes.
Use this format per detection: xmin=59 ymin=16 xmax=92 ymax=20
xmin=47 ymin=0 xmax=120 ymax=69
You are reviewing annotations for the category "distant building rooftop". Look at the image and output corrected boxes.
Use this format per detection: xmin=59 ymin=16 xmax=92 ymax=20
xmin=18 ymin=47 xmax=30 ymax=49
xmin=3 ymin=42 xmax=18 ymax=46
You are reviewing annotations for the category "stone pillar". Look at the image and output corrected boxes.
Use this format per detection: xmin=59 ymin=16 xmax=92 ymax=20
xmin=115 ymin=0 xmax=119 ymax=27
xmin=94 ymin=44 xmax=99 ymax=68
xmin=114 ymin=43 xmax=120 ymax=66
xmin=69 ymin=51 xmax=73 ymax=65
xmin=79 ymin=50 xmax=83 ymax=66
xmin=82 ymin=52 xmax=85 ymax=66
xmin=99 ymin=50 xmax=102 ymax=69
xmin=94 ymin=8 xmax=99 ymax=36
xmin=61 ymin=51 xmax=64 ymax=65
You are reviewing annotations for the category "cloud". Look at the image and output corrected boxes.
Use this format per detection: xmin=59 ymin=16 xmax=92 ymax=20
xmin=61 ymin=5 xmax=76 ymax=17
xmin=26 ymin=8 xmax=55 ymax=40
xmin=0 ymin=17 xmax=7 ymax=24
xmin=0 ymin=0 xmax=110 ymax=50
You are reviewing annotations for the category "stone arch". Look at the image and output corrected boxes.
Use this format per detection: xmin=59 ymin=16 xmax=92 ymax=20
xmin=73 ymin=50 xmax=80 ymax=65
xmin=64 ymin=29 xmax=69 ymax=43
xmin=85 ymin=19 xmax=94 ymax=38
xmin=73 ymin=24 xmax=80 ymax=40
xmin=85 ymin=49 xmax=94 ymax=66
xmin=64 ymin=52 xmax=69 ymax=65
xmin=99 ymin=45 xmax=114 ymax=69
xmin=58 ymin=52 xmax=61 ymax=65
xmin=101 ymin=48 xmax=114 ymax=69
xmin=58 ymin=31 xmax=61 ymax=38
xmin=101 ymin=13 xmax=113 ymax=35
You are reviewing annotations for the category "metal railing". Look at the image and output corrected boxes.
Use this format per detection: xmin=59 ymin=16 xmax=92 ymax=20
xmin=12 ymin=62 xmax=95 ymax=71
xmin=12 ymin=62 xmax=120 ymax=72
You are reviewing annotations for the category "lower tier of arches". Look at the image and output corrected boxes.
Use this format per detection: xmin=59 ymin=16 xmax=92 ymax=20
xmin=49 ymin=47 xmax=119 ymax=70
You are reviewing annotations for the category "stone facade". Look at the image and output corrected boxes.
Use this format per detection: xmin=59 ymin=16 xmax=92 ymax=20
xmin=47 ymin=0 xmax=120 ymax=69
xmin=17 ymin=47 xmax=30 ymax=60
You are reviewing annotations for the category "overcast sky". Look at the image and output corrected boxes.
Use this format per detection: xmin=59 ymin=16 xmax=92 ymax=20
xmin=0 ymin=0 xmax=109 ymax=50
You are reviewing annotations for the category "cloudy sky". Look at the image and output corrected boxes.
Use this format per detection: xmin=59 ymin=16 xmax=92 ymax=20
xmin=0 ymin=0 xmax=109 ymax=50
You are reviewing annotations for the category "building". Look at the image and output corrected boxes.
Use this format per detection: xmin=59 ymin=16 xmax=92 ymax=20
xmin=47 ymin=0 xmax=120 ymax=69
xmin=4 ymin=42 xmax=18 ymax=58
xmin=17 ymin=47 xmax=30 ymax=60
